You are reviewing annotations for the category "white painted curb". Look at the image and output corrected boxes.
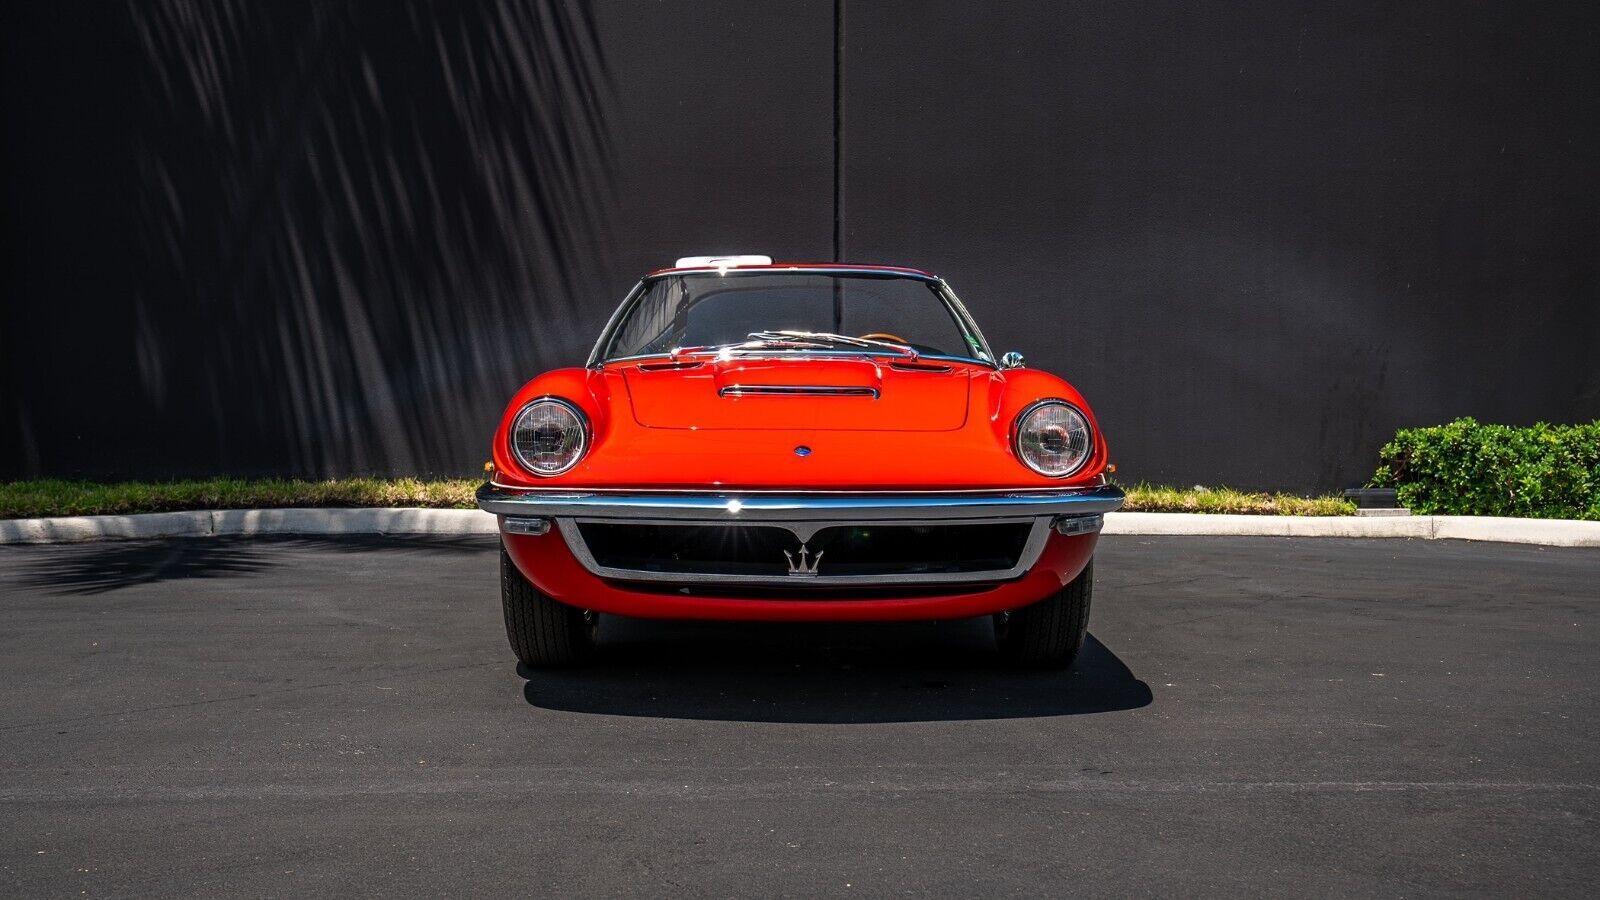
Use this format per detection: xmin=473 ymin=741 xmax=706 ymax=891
xmin=1104 ymin=512 xmax=1430 ymax=539
xmin=1103 ymin=513 xmax=1600 ymax=547
xmin=1 ymin=508 xmax=1598 ymax=547
xmin=0 ymin=508 xmax=496 ymax=545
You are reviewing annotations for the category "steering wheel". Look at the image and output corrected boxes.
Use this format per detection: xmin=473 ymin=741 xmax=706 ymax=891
xmin=858 ymin=332 xmax=910 ymax=344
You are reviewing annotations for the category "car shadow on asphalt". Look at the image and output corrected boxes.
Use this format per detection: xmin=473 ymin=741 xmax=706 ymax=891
xmin=519 ymin=618 xmax=1152 ymax=723
xmin=5 ymin=534 xmax=495 ymax=595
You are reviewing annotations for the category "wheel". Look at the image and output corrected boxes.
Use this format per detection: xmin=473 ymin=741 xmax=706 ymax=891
xmin=500 ymin=546 xmax=597 ymax=667
xmin=994 ymin=559 xmax=1093 ymax=668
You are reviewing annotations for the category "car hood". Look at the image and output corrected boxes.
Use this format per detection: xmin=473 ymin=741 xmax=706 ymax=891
xmin=619 ymin=357 xmax=972 ymax=431
xmin=489 ymin=362 xmax=1105 ymax=490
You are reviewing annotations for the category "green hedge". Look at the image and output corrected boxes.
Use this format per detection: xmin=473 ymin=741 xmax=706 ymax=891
xmin=1370 ymin=418 xmax=1600 ymax=520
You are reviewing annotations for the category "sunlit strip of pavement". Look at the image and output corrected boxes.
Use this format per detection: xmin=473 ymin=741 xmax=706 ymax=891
xmin=3 ymin=507 xmax=1598 ymax=546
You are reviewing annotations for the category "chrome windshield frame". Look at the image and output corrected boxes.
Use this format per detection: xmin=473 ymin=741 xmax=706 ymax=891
xmin=585 ymin=268 xmax=996 ymax=369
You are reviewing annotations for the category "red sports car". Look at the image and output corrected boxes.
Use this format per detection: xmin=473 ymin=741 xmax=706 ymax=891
xmin=478 ymin=256 xmax=1124 ymax=667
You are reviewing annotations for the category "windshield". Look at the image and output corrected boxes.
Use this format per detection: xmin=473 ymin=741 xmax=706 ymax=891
xmin=596 ymin=271 xmax=992 ymax=364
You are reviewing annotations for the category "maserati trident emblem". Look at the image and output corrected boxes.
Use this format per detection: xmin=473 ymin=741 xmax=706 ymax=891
xmin=783 ymin=543 xmax=824 ymax=576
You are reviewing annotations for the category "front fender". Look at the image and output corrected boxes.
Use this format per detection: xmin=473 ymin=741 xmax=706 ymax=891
xmin=491 ymin=368 xmax=614 ymax=485
xmin=979 ymin=368 xmax=1111 ymax=482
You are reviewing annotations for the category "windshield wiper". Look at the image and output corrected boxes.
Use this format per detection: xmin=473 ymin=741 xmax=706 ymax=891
xmin=669 ymin=331 xmax=919 ymax=360
xmin=742 ymin=330 xmax=918 ymax=359
xmin=669 ymin=336 xmax=825 ymax=358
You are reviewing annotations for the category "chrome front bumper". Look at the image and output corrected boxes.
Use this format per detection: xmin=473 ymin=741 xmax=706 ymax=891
xmin=476 ymin=482 xmax=1125 ymax=523
xmin=480 ymin=483 xmax=1124 ymax=587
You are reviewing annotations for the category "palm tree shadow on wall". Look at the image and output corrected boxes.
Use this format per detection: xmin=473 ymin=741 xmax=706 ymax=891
xmin=127 ymin=0 xmax=618 ymax=478
xmin=520 ymin=619 xmax=1152 ymax=724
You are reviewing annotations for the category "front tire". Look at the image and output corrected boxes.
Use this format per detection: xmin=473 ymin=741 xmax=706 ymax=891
xmin=994 ymin=559 xmax=1093 ymax=668
xmin=500 ymin=546 xmax=597 ymax=667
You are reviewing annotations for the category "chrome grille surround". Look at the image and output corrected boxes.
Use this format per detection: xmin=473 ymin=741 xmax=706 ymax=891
xmin=557 ymin=516 xmax=1053 ymax=586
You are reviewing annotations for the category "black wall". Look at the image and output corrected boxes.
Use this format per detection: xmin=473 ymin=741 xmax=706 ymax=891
xmin=3 ymin=1 xmax=1596 ymax=490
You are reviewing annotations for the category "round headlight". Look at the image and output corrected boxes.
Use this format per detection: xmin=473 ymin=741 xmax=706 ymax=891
xmin=1012 ymin=400 xmax=1093 ymax=477
xmin=510 ymin=398 xmax=589 ymax=476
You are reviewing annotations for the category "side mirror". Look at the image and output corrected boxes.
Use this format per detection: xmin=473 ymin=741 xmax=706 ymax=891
xmin=999 ymin=351 xmax=1025 ymax=369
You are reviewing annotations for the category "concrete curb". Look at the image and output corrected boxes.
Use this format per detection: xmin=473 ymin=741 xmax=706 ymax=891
xmin=2 ymin=508 xmax=1598 ymax=547
xmin=1103 ymin=513 xmax=1600 ymax=547
xmin=0 ymin=508 xmax=497 ymax=545
xmin=1103 ymin=512 xmax=1434 ymax=539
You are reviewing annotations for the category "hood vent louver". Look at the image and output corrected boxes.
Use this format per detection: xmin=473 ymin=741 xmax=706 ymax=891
xmin=718 ymin=385 xmax=880 ymax=399
xmin=637 ymin=360 xmax=706 ymax=372
xmin=890 ymin=360 xmax=954 ymax=373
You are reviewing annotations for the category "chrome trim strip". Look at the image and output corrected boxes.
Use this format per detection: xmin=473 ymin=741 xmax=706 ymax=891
xmin=587 ymin=280 xmax=649 ymax=368
xmin=718 ymin=385 xmax=880 ymax=398
xmin=931 ymin=279 xmax=996 ymax=365
xmin=479 ymin=482 xmax=1125 ymax=522
xmin=554 ymin=516 xmax=1058 ymax=586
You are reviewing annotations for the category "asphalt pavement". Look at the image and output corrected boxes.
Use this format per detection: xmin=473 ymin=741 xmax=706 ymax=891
xmin=1 ymin=534 xmax=1596 ymax=897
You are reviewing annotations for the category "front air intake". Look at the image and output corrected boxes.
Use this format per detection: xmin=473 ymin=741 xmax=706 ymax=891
xmin=570 ymin=521 xmax=1035 ymax=583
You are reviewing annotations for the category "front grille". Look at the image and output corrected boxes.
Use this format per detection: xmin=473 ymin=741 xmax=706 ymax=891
xmin=574 ymin=521 xmax=1034 ymax=579
xmin=608 ymin=580 xmax=999 ymax=600
xmin=579 ymin=523 xmax=797 ymax=577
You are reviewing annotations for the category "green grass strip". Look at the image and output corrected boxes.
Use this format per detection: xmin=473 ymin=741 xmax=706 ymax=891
xmin=0 ymin=478 xmax=481 ymax=519
xmin=1120 ymin=482 xmax=1355 ymax=516
xmin=0 ymin=478 xmax=1355 ymax=520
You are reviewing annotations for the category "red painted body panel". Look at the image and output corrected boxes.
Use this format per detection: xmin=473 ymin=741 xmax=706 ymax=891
xmin=503 ymin=527 xmax=1097 ymax=621
xmin=489 ymin=360 xmax=1108 ymax=490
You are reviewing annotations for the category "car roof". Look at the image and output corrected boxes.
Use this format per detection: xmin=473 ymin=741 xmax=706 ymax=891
xmin=644 ymin=262 xmax=937 ymax=279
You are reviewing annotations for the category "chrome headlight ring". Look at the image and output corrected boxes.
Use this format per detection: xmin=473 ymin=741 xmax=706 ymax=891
xmin=509 ymin=396 xmax=590 ymax=477
xmin=1011 ymin=399 xmax=1094 ymax=478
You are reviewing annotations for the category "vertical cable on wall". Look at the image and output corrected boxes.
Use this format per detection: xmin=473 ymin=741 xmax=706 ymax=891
xmin=832 ymin=0 xmax=844 ymax=263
